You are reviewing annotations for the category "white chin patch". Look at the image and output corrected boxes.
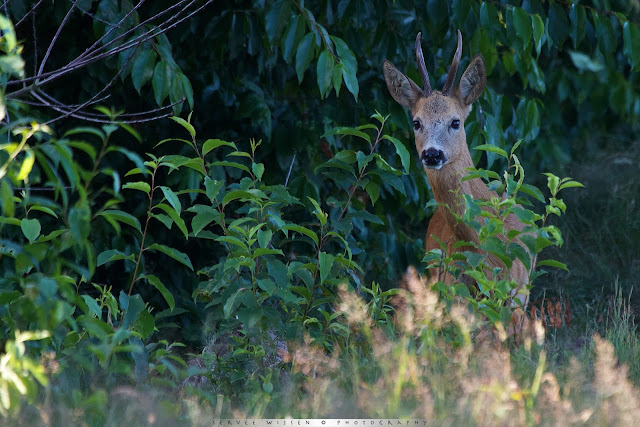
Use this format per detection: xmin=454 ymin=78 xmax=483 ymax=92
xmin=424 ymin=164 xmax=443 ymax=170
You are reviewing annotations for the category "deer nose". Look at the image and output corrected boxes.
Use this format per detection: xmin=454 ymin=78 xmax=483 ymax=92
xmin=421 ymin=148 xmax=446 ymax=168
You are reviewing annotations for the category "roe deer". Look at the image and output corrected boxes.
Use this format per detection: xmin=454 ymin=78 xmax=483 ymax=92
xmin=383 ymin=31 xmax=530 ymax=313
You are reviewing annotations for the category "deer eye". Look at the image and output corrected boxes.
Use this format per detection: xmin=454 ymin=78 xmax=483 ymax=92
xmin=451 ymin=119 xmax=460 ymax=130
xmin=413 ymin=119 xmax=421 ymax=130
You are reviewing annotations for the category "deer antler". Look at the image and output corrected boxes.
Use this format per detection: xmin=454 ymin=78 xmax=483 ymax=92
xmin=415 ymin=32 xmax=432 ymax=96
xmin=442 ymin=30 xmax=462 ymax=96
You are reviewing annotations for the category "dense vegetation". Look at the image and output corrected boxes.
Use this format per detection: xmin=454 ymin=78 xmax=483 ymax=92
xmin=1 ymin=0 xmax=639 ymax=424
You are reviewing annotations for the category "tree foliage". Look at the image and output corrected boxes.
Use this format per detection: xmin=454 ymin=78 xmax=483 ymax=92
xmin=0 ymin=0 xmax=638 ymax=421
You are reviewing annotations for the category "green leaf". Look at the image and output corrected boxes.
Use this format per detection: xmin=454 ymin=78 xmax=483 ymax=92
xmin=307 ymin=197 xmax=327 ymax=227
xmin=537 ymin=259 xmax=569 ymax=271
xmin=98 ymin=210 xmax=142 ymax=234
xmin=480 ymin=2 xmax=500 ymax=35
xmin=69 ymin=203 xmax=91 ymax=242
xmin=257 ymin=278 xmax=276 ymax=296
xmin=109 ymin=146 xmax=148 ymax=175
xmin=341 ymin=59 xmax=359 ymax=101
xmin=568 ymin=51 xmax=604 ymax=72
xmin=474 ymin=144 xmax=508 ymax=159
xmin=202 ymin=138 xmax=236 ymax=157
xmin=132 ymin=49 xmax=157 ymax=93
xmin=365 ymin=181 xmax=380 ymax=206
xmin=531 ymin=14 xmax=544 ymax=56
xmin=64 ymin=126 xmax=105 ymax=140
xmin=281 ymin=224 xmax=319 ymax=246
xmin=318 ymin=252 xmax=334 ymax=284
xmin=146 ymin=243 xmax=193 ymax=270
xmin=548 ymin=2 xmax=569 ymax=49
xmin=265 ymin=0 xmax=291 ymax=44
xmin=122 ymin=294 xmax=145 ymax=329
xmin=216 ymin=235 xmax=249 ymax=252
xmin=331 ymin=35 xmax=358 ymax=100
xmin=150 ymin=213 xmax=173 ymax=229
xmin=210 ymin=161 xmax=250 ymax=174
xmin=316 ymin=49 xmax=334 ymax=98
xmin=569 ymin=4 xmax=586 ymax=49
xmin=188 ymin=204 xmax=220 ymax=236
xmin=595 ymin=12 xmax=616 ymax=57
xmin=223 ymin=289 xmax=245 ymax=319
xmin=203 ymin=179 xmax=223 ymax=204
xmin=252 ymin=162 xmax=265 ymax=180
xmin=65 ymin=141 xmax=97 ymax=161
xmin=356 ymin=151 xmax=374 ymax=173
xmin=253 ymin=248 xmax=284 ymax=257
xmin=267 ymin=259 xmax=290 ymax=286
xmin=382 ymin=135 xmax=411 ymax=174
xmin=559 ymin=180 xmax=585 ymax=191
xmin=20 ymin=218 xmax=41 ymax=242
xmin=143 ymin=274 xmax=175 ymax=311
xmin=222 ymin=189 xmax=266 ymax=206
xmin=97 ymin=249 xmax=135 ymax=267
xmin=154 ymin=203 xmax=188 ymax=239
xmin=332 ymin=63 xmax=343 ymax=96
xmin=152 ymin=61 xmax=171 ymax=106
xmin=228 ymin=151 xmax=252 ymax=159
xmin=282 ymin=14 xmax=305 ymax=64
xmin=295 ymin=33 xmax=315 ymax=83
xmin=348 ymin=210 xmax=384 ymax=225
xmin=257 ymin=228 xmax=272 ymax=248
xmin=1 ymin=179 xmax=14 ymax=217
xmin=543 ymin=173 xmax=560 ymax=195
xmin=170 ymin=116 xmax=195 ymax=137
xmin=81 ymin=295 xmax=102 ymax=318
xmin=177 ymin=73 xmax=194 ymax=111
xmin=323 ymin=127 xmax=370 ymax=143
xmin=123 ymin=181 xmax=150 ymax=195
xmin=159 ymin=186 xmax=181 ymax=215
xmin=169 ymin=72 xmax=189 ymax=115
xmin=623 ymin=21 xmax=640 ymax=70
xmin=427 ymin=0 xmax=448 ymax=28
xmin=512 ymin=8 xmax=532 ymax=49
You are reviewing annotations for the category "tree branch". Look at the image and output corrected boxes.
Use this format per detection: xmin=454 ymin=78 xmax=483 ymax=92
xmin=3 ymin=0 xmax=213 ymax=124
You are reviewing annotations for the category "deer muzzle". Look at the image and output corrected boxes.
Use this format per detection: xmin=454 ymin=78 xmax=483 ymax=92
xmin=421 ymin=147 xmax=447 ymax=169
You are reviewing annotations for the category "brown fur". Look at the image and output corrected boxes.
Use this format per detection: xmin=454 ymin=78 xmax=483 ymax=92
xmin=383 ymin=34 xmax=530 ymax=311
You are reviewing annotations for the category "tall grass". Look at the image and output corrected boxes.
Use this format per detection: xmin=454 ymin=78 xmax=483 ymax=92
xmin=10 ymin=274 xmax=640 ymax=425
xmin=184 ymin=270 xmax=639 ymax=424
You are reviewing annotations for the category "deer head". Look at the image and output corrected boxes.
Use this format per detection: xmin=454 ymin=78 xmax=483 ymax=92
xmin=382 ymin=31 xmax=486 ymax=172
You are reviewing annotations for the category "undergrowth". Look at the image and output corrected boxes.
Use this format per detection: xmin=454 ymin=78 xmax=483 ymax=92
xmin=1 ymin=113 xmax=639 ymax=425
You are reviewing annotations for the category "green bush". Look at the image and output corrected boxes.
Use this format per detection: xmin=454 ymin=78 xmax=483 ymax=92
xmin=0 ymin=108 xmax=577 ymax=419
xmin=0 ymin=1 xmax=639 ymax=423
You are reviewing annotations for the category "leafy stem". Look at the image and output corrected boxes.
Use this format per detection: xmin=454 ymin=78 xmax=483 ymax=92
xmin=128 ymin=166 xmax=158 ymax=296
xmin=337 ymin=116 xmax=387 ymax=222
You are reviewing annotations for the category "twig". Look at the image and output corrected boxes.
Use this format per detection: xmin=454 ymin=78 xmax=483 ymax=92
xmin=7 ymin=1 xmax=211 ymax=93
xmin=37 ymin=0 xmax=78 ymax=80
xmin=14 ymin=0 xmax=44 ymax=29
xmin=2 ymin=1 xmax=212 ymax=124
xmin=285 ymin=153 xmax=296 ymax=187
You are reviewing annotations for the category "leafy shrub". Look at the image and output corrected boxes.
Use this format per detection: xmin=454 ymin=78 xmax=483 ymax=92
xmin=423 ymin=141 xmax=582 ymax=330
xmin=0 ymin=1 xmax=639 ymax=423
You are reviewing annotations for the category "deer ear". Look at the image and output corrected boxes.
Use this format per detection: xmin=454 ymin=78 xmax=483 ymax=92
xmin=383 ymin=60 xmax=423 ymax=110
xmin=457 ymin=54 xmax=486 ymax=106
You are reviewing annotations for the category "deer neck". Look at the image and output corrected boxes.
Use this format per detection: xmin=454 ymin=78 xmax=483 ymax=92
xmin=425 ymin=149 xmax=491 ymax=242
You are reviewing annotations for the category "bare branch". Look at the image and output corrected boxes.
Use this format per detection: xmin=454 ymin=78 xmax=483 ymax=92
xmin=3 ymin=0 xmax=213 ymax=124
xmin=37 ymin=0 xmax=78 ymax=79
xmin=14 ymin=0 xmax=45 ymax=29
xmin=31 ymin=91 xmax=182 ymax=124
xmin=70 ymin=0 xmax=148 ymax=67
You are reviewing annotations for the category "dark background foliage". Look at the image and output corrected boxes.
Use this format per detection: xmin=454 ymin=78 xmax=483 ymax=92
xmin=1 ymin=0 xmax=640 ymax=418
